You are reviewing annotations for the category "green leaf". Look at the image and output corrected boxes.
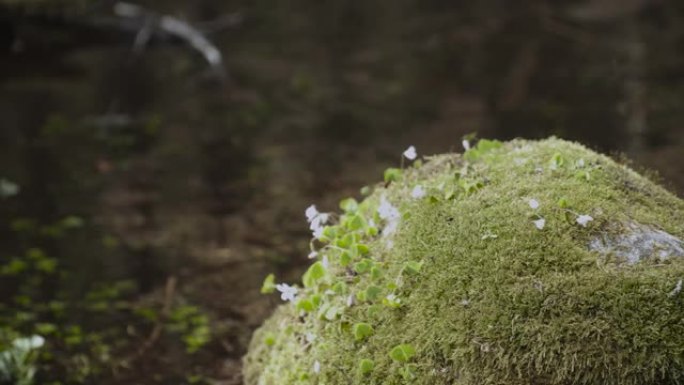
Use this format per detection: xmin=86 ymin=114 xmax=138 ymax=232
xmin=464 ymin=139 xmax=502 ymax=160
xmin=60 ymin=215 xmax=84 ymax=229
xmin=302 ymin=262 xmax=326 ymax=288
xmin=389 ymin=344 xmax=416 ymax=363
xmin=336 ymin=233 xmax=354 ymax=249
xmin=403 ymin=261 xmax=423 ymax=275
xmin=558 ymin=197 xmax=570 ymax=209
xmin=365 ymin=285 xmax=382 ymax=302
xmin=353 ymin=323 xmax=374 ymax=341
xmin=384 ymin=168 xmax=402 ymax=183
xmin=365 ymin=225 xmax=378 ymax=237
xmin=370 ymin=266 xmax=382 ymax=281
xmin=1 ymin=258 xmax=27 ymax=275
xmin=260 ymin=274 xmax=276 ymax=294
xmin=36 ymin=258 xmax=57 ymax=273
xmin=550 ymin=153 xmax=565 ymax=169
xmin=354 ymin=259 xmax=373 ymax=274
xmin=339 ymin=251 xmax=352 ymax=267
xmin=332 ymin=282 xmax=347 ymax=294
xmin=358 ymin=359 xmax=374 ymax=375
xmin=297 ymin=299 xmax=315 ymax=312
xmin=324 ymin=306 xmax=341 ymax=321
xmin=400 ymin=363 xmax=418 ymax=380
xmin=264 ymin=334 xmax=276 ymax=346
xmin=346 ymin=214 xmax=366 ymax=231
xmin=339 ymin=198 xmax=359 ymax=213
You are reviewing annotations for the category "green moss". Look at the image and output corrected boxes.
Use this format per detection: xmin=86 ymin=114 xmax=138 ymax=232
xmin=244 ymin=138 xmax=684 ymax=385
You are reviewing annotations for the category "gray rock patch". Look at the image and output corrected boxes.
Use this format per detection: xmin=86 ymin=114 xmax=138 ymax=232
xmin=589 ymin=222 xmax=684 ymax=265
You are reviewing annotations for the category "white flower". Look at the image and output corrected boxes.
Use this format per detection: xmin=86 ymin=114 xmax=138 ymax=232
xmin=462 ymin=139 xmax=471 ymax=151
xmin=576 ymin=214 xmax=593 ymax=227
xmin=305 ymin=204 xmax=328 ymax=227
xmin=576 ymin=159 xmax=586 ymax=168
xmin=385 ymin=294 xmax=401 ymax=305
xmin=411 ymin=185 xmax=426 ymax=199
xmin=403 ymin=145 xmax=417 ymax=160
xmin=382 ymin=220 xmax=399 ymax=237
xmin=305 ymin=204 xmax=319 ymax=222
xmin=528 ymin=198 xmax=540 ymax=209
xmin=12 ymin=335 xmax=45 ymax=350
xmin=533 ymin=218 xmax=546 ymax=230
xmin=322 ymin=255 xmax=329 ymax=268
xmin=275 ymin=283 xmax=298 ymax=302
xmin=313 ymin=360 xmax=321 ymax=374
xmin=669 ymin=279 xmax=683 ymax=297
xmin=308 ymin=251 xmax=318 ymax=259
xmin=306 ymin=332 xmax=317 ymax=343
xmin=378 ymin=196 xmax=401 ymax=236
xmin=309 ymin=213 xmax=329 ymax=231
xmin=378 ymin=197 xmax=400 ymax=221
xmin=306 ymin=204 xmax=329 ymax=238
xmin=346 ymin=295 xmax=354 ymax=307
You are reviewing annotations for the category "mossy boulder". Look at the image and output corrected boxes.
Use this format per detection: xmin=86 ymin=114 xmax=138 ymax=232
xmin=244 ymin=138 xmax=684 ymax=385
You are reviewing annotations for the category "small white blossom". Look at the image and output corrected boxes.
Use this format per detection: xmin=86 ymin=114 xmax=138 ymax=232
xmin=462 ymin=139 xmax=471 ymax=151
xmin=346 ymin=295 xmax=354 ymax=307
xmin=305 ymin=204 xmax=319 ymax=222
xmin=12 ymin=335 xmax=45 ymax=350
xmin=378 ymin=197 xmax=400 ymax=221
xmin=403 ymin=145 xmax=417 ymax=160
xmin=306 ymin=204 xmax=329 ymax=237
xmin=411 ymin=185 xmax=426 ymax=199
xmin=668 ymin=279 xmax=682 ymax=297
xmin=275 ymin=283 xmax=298 ymax=302
xmin=385 ymin=294 xmax=401 ymax=305
xmin=382 ymin=220 xmax=399 ymax=237
xmin=576 ymin=159 xmax=586 ymax=168
xmin=533 ymin=218 xmax=546 ymax=230
xmin=576 ymin=214 xmax=594 ymax=227
xmin=308 ymin=251 xmax=318 ymax=259
xmin=313 ymin=360 xmax=321 ymax=374
xmin=322 ymin=255 xmax=329 ymax=268
xmin=306 ymin=332 xmax=317 ymax=343
xmin=528 ymin=198 xmax=540 ymax=209
xmin=460 ymin=299 xmax=470 ymax=306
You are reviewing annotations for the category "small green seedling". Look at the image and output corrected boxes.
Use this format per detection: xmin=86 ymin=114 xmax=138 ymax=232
xmin=353 ymin=323 xmax=374 ymax=341
xmin=389 ymin=344 xmax=416 ymax=363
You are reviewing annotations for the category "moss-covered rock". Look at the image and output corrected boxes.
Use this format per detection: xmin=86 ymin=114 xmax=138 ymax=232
xmin=244 ymin=138 xmax=684 ymax=385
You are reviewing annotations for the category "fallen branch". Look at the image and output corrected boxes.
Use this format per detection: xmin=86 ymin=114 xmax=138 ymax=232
xmin=113 ymin=2 xmax=226 ymax=77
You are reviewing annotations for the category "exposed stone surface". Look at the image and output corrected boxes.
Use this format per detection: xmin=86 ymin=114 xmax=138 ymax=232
xmin=590 ymin=222 xmax=684 ymax=264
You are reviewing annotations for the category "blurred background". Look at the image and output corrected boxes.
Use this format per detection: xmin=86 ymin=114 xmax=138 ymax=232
xmin=0 ymin=0 xmax=682 ymax=384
